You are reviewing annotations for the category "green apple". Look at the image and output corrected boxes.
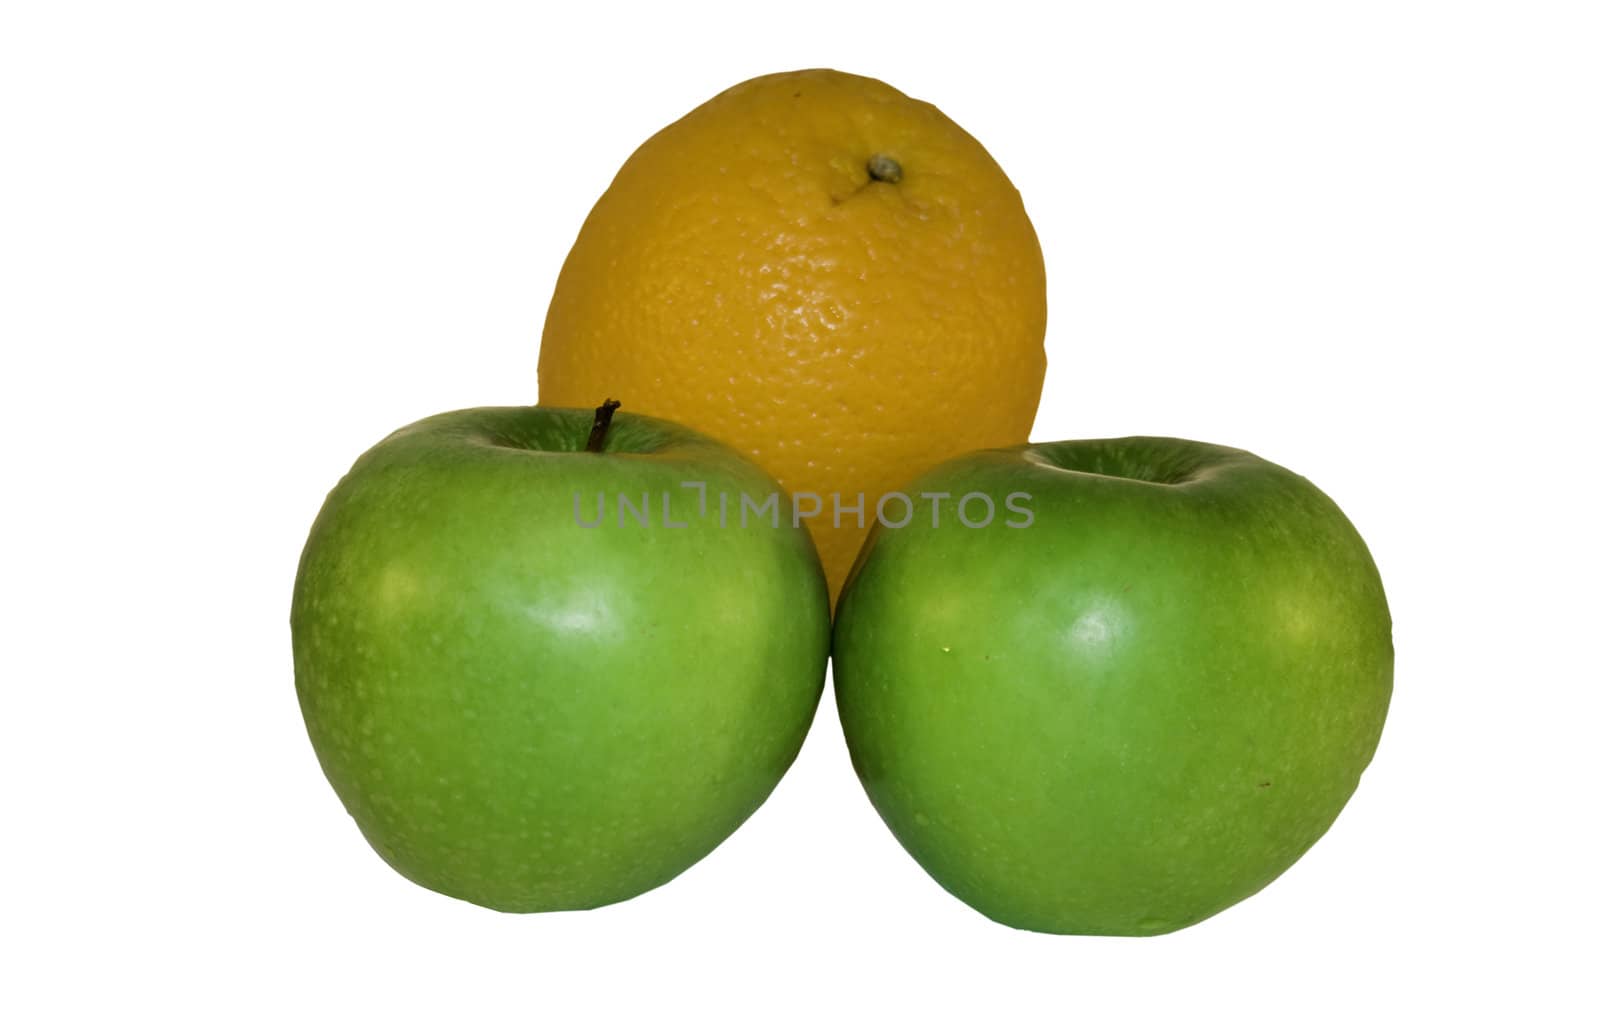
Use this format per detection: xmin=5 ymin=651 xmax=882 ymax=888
xmin=292 ymin=403 xmax=830 ymax=912
xmin=832 ymin=436 xmax=1392 ymax=935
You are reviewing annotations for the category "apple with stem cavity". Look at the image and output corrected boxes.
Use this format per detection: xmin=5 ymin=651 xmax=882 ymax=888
xmin=293 ymin=401 xmax=830 ymax=912
xmin=832 ymin=436 xmax=1393 ymax=935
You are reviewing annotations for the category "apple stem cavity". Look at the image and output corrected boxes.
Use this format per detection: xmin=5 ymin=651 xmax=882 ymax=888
xmin=867 ymin=154 xmax=902 ymax=183
xmin=584 ymin=399 xmax=623 ymax=453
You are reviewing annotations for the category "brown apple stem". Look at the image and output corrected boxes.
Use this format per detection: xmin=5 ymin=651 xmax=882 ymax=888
xmin=584 ymin=399 xmax=622 ymax=452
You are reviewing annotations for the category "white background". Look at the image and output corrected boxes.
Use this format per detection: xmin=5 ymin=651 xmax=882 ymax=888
xmin=4 ymin=1 xmax=1596 ymax=1007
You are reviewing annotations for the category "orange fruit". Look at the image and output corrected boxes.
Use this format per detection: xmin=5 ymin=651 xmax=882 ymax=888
xmin=538 ymin=68 xmax=1047 ymax=601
